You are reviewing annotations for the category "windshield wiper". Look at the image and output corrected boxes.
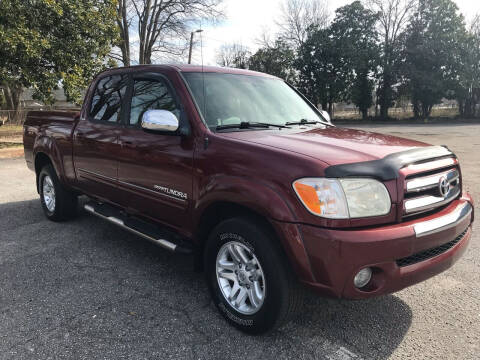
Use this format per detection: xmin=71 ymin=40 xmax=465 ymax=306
xmin=216 ymin=122 xmax=290 ymax=131
xmin=285 ymin=118 xmax=333 ymax=127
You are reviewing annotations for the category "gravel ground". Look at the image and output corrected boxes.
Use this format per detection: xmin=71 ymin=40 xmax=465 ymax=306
xmin=0 ymin=123 xmax=478 ymax=360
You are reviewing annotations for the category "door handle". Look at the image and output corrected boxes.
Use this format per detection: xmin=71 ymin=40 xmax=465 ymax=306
xmin=122 ymin=141 xmax=136 ymax=149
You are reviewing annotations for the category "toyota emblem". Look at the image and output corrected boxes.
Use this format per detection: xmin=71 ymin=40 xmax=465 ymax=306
xmin=438 ymin=176 xmax=450 ymax=197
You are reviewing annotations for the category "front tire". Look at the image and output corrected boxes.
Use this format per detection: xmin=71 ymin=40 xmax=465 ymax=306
xmin=205 ymin=217 xmax=302 ymax=334
xmin=39 ymin=164 xmax=78 ymax=221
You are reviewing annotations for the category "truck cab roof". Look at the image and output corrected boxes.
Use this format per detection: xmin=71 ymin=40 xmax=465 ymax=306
xmin=94 ymin=64 xmax=278 ymax=80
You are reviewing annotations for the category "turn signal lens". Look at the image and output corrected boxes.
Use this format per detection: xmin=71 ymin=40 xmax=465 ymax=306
xmin=293 ymin=178 xmax=349 ymax=219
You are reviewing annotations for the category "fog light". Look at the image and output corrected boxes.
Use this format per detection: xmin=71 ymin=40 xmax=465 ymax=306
xmin=354 ymin=267 xmax=372 ymax=288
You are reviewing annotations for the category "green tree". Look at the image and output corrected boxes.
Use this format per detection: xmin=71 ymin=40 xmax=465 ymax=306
xmin=329 ymin=1 xmax=379 ymax=120
xmin=0 ymin=0 xmax=118 ymax=115
xmin=368 ymin=0 xmax=416 ymax=119
xmin=296 ymin=2 xmax=379 ymax=119
xmin=248 ymin=40 xmax=296 ymax=81
xmin=403 ymin=0 xmax=467 ymax=118
xmin=454 ymin=15 xmax=480 ymax=118
xmin=296 ymin=26 xmax=351 ymax=116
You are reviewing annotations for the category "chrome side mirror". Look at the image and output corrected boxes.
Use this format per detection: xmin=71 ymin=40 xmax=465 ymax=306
xmin=320 ymin=110 xmax=331 ymax=124
xmin=141 ymin=110 xmax=179 ymax=132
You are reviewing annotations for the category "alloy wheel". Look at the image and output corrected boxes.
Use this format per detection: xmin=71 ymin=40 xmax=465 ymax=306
xmin=42 ymin=175 xmax=56 ymax=212
xmin=216 ymin=241 xmax=266 ymax=315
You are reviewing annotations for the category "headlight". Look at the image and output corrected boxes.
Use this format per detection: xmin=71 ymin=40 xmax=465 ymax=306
xmin=292 ymin=177 xmax=391 ymax=219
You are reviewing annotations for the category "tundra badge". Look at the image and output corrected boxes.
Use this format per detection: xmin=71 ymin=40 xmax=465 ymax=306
xmin=153 ymin=185 xmax=188 ymax=200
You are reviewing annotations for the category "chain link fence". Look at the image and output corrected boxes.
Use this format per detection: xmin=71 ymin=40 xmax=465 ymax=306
xmin=0 ymin=110 xmax=29 ymax=126
xmin=335 ymin=104 xmax=459 ymax=120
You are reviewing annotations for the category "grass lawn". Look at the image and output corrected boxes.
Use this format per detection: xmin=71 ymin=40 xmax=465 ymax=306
xmin=0 ymin=124 xmax=23 ymax=133
xmin=0 ymin=125 xmax=23 ymax=144
xmin=0 ymin=142 xmax=22 ymax=149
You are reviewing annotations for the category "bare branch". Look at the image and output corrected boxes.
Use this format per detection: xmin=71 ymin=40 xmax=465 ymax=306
xmin=365 ymin=0 xmax=416 ymax=46
xmin=216 ymin=43 xmax=251 ymax=68
xmin=112 ymin=0 xmax=223 ymax=64
xmin=276 ymin=0 xmax=330 ymax=48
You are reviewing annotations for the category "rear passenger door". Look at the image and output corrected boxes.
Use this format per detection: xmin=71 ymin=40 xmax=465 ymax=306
xmin=73 ymin=73 xmax=128 ymax=202
xmin=117 ymin=72 xmax=194 ymax=231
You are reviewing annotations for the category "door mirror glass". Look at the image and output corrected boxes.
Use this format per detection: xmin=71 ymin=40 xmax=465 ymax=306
xmin=319 ymin=110 xmax=331 ymax=123
xmin=141 ymin=110 xmax=179 ymax=132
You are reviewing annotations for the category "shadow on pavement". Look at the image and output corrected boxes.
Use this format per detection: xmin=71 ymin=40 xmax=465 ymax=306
xmin=0 ymin=198 xmax=411 ymax=359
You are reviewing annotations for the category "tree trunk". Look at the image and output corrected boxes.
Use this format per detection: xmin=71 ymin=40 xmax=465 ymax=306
xmin=379 ymin=104 xmax=388 ymax=119
xmin=321 ymin=100 xmax=328 ymax=112
xmin=120 ymin=44 xmax=130 ymax=66
xmin=2 ymin=82 xmax=22 ymax=122
xmin=465 ymin=97 xmax=475 ymax=118
xmin=473 ymin=89 xmax=480 ymax=117
xmin=145 ymin=49 xmax=152 ymax=64
xmin=458 ymin=99 xmax=465 ymax=117
xmin=117 ymin=0 xmax=130 ymax=66
xmin=328 ymin=102 xmax=333 ymax=118
xmin=378 ymin=72 xmax=391 ymax=119
xmin=413 ymin=101 xmax=420 ymax=119
xmin=420 ymin=103 xmax=432 ymax=119
xmin=361 ymin=108 xmax=368 ymax=121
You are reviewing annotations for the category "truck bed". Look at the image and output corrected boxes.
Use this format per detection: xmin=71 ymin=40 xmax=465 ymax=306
xmin=23 ymin=110 xmax=80 ymax=178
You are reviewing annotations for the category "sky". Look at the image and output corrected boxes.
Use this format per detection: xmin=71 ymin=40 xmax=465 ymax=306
xmin=188 ymin=0 xmax=480 ymax=66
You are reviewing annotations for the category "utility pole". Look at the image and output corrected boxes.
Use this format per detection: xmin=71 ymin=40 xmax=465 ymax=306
xmin=188 ymin=29 xmax=203 ymax=64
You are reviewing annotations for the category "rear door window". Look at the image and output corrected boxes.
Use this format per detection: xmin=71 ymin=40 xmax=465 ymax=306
xmin=90 ymin=74 xmax=129 ymax=123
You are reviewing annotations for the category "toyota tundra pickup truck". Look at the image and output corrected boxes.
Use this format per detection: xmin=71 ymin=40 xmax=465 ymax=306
xmin=23 ymin=65 xmax=474 ymax=334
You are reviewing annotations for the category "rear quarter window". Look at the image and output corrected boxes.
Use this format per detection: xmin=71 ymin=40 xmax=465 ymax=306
xmin=90 ymin=74 xmax=129 ymax=123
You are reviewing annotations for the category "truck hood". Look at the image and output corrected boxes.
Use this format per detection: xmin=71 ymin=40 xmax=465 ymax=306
xmin=220 ymin=127 xmax=430 ymax=166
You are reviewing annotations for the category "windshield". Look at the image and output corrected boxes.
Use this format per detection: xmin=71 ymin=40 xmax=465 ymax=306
xmin=182 ymin=72 xmax=325 ymax=130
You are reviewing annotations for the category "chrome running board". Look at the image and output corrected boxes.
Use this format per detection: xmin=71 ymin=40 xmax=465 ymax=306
xmin=84 ymin=202 xmax=193 ymax=254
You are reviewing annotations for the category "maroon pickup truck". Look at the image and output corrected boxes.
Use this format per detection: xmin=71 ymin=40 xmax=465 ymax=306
xmin=24 ymin=65 xmax=474 ymax=334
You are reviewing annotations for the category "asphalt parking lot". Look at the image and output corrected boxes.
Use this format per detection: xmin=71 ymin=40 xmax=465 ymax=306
xmin=1 ymin=123 xmax=479 ymax=359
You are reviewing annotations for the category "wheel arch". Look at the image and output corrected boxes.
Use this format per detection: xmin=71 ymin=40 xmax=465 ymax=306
xmin=33 ymin=134 xmax=69 ymax=193
xmin=193 ymin=199 xmax=315 ymax=284
xmin=193 ymin=175 xmax=297 ymax=252
xmin=196 ymin=201 xmax=278 ymax=248
xmin=34 ymin=152 xmax=55 ymax=193
xmin=195 ymin=201 xmax=283 ymax=264
xmin=192 ymin=175 xmax=316 ymax=282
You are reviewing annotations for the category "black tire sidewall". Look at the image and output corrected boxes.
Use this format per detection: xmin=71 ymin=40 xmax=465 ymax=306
xmin=205 ymin=218 xmax=289 ymax=334
xmin=39 ymin=164 xmax=76 ymax=221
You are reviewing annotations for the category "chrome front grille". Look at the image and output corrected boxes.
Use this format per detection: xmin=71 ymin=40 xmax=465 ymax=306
xmin=403 ymin=163 xmax=461 ymax=217
xmin=406 ymin=168 xmax=459 ymax=193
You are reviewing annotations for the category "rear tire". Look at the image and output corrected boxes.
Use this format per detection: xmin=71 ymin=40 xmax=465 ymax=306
xmin=39 ymin=164 xmax=78 ymax=222
xmin=205 ymin=217 xmax=303 ymax=334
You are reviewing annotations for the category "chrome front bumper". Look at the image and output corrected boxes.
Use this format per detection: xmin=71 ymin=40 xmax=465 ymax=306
xmin=414 ymin=202 xmax=473 ymax=237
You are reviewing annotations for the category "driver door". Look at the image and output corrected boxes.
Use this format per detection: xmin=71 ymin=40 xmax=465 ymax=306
xmin=117 ymin=72 xmax=194 ymax=230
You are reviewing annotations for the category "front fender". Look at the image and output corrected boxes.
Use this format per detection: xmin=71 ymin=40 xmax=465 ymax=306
xmin=195 ymin=175 xmax=297 ymax=222
xmin=194 ymin=175 xmax=316 ymax=283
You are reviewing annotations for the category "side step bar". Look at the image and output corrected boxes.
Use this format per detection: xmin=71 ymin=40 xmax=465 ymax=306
xmin=84 ymin=202 xmax=194 ymax=254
